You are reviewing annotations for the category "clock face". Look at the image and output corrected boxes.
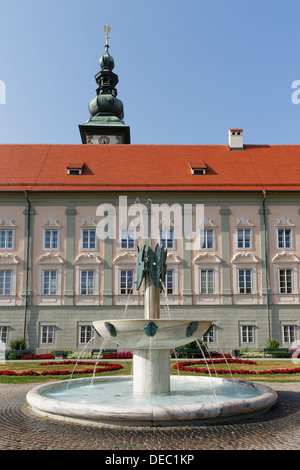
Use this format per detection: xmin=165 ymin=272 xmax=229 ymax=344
xmin=98 ymin=135 xmax=110 ymax=144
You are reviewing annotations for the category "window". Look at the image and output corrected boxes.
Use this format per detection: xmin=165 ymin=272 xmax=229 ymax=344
xmin=42 ymin=270 xmax=57 ymax=295
xmin=200 ymin=269 xmax=214 ymax=294
xmin=0 ymin=270 xmax=12 ymax=295
xmin=283 ymin=325 xmax=296 ymax=343
xmin=80 ymin=270 xmax=95 ymax=295
xmin=79 ymin=326 xmax=92 ymax=344
xmin=44 ymin=229 xmax=59 ymax=250
xmin=0 ymin=326 xmax=8 ymax=344
xmin=41 ymin=326 xmax=54 ymax=344
xmin=163 ymin=270 xmax=174 ymax=295
xmin=241 ymin=325 xmax=254 ymax=343
xmin=237 ymin=228 xmax=252 ymax=249
xmin=121 ymin=229 xmax=135 ymax=249
xmin=199 ymin=229 xmax=214 ymax=250
xmin=279 ymin=269 xmax=293 ymax=294
xmin=238 ymin=269 xmax=252 ymax=294
xmin=203 ymin=325 xmax=215 ymax=343
xmin=120 ymin=270 xmax=134 ymax=295
xmin=277 ymin=228 xmax=292 ymax=249
xmin=81 ymin=229 xmax=96 ymax=250
xmin=160 ymin=229 xmax=174 ymax=249
xmin=0 ymin=230 xmax=14 ymax=250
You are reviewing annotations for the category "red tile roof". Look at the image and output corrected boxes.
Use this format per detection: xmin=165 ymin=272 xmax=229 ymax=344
xmin=0 ymin=144 xmax=299 ymax=192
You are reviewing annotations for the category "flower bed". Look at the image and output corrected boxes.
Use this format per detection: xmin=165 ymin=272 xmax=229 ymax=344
xmin=20 ymin=354 xmax=55 ymax=360
xmin=173 ymin=360 xmax=300 ymax=376
xmin=102 ymin=351 xmax=133 ymax=359
xmin=0 ymin=362 xmax=123 ymax=377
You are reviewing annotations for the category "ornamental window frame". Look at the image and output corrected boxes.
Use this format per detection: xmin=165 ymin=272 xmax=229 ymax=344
xmin=272 ymin=252 xmax=299 ymax=303
xmin=194 ymin=253 xmax=221 ymax=304
xmin=42 ymin=218 xmax=61 ymax=251
xmin=113 ymin=252 xmax=138 ymax=305
xmin=80 ymin=218 xmax=98 ymax=251
xmin=275 ymin=217 xmax=295 ymax=250
xmin=37 ymin=253 xmax=64 ymax=305
xmin=74 ymin=254 xmax=101 ymax=305
xmin=0 ymin=218 xmax=16 ymax=251
xmin=0 ymin=254 xmax=19 ymax=305
xmin=234 ymin=217 xmax=254 ymax=250
xmin=198 ymin=218 xmax=217 ymax=251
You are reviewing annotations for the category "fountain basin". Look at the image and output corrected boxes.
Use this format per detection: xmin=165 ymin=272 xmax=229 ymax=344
xmin=26 ymin=376 xmax=278 ymax=427
xmin=92 ymin=319 xmax=212 ymax=349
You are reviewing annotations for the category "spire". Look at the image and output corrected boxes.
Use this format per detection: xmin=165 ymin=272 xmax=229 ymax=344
xmin=79 ymin=26 xmax=130 ymax=144
xmin=88 ymin=25 xmax=124 ymax=120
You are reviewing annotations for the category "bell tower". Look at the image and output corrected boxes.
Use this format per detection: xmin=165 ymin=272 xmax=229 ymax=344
xmin=79 ymin=25 xmax=131 ymax=144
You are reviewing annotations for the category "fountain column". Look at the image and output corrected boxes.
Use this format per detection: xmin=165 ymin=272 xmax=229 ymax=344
xmin=132 ymin=246 xmax=171 ymax=395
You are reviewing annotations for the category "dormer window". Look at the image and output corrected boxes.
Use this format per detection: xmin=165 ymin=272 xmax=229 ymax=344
xmin=189 ymin=162 xmax=207 ymax=175
xmin=67 ymin=163 xmax=84 ymax=175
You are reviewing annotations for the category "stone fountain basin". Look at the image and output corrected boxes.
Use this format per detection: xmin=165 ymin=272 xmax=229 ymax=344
xmin=92 ymin=319 xmax=211 ymax=349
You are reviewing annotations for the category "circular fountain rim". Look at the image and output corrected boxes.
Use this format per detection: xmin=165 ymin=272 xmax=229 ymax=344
xmin=26 ymin=375 xmax=278 ymax=428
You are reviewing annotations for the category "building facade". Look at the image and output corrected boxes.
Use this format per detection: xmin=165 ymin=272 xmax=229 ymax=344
xmin=0 ymin=40 xmax=299 ymax=354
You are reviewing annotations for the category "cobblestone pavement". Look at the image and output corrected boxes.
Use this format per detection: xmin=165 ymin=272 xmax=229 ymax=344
xmin=0 ymin=382 xmax=299 ymax=450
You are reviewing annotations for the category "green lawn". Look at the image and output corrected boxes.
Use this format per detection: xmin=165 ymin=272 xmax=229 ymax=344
xmin=0 ymin=358 xmax=299 ymax=384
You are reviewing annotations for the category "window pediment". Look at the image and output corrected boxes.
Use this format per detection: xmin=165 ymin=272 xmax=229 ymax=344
xmin=232 ymin=252 xmax=259 ymax=264
xmin=74 ymin=254 xmax=101 ymax=265
xmin=37 ymin=253 xmax=64 ymax=265
xmin=0 ymin=254 xmax=19 ymax=265
xmin=166 ymin=253 xmax=181 ymax=265
xmin=275 ymin=217 xmax=295 ymax=227
xmin=0 ymin=218 xmax=16 ymax=227
xmin=234 ymin=217 xmax=254 ymax=227
xmin=272 ymin=252 xmax=300 ymax=264
xmin=194 ymin=253 xmax=221 ymax=264
xmin=114 ymin=252 xmax=136 ymax=265
xmin=43 ymin=217 xmax=61 ymax=227
xmin=80 ymin=217 xmax=97 ymax=228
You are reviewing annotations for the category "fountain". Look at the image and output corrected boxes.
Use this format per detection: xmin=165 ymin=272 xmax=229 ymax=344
xmin=27 ymin=245 xmax=277 ymax=427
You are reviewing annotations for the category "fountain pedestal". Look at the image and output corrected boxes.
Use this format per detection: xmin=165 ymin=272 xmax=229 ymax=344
xmin=133 ymin=348 xmax=170 ymax=395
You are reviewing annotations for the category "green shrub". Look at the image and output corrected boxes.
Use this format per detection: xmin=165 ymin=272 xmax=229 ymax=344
xmin=9 ymin=337 xmax=27 ymax=350
xmin=265 ymin=338 xmax=279 ymax=349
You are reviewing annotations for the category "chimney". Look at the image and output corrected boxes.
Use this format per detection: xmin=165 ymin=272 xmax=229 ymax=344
xmin=228 ymin=129 xmax=243 ymax=150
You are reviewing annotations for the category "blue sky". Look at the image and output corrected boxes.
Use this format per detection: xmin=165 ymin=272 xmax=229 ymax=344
xmin=1 ymin=0 xmax=300 ymax=145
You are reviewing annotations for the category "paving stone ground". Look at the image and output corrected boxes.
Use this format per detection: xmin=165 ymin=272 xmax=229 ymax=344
xmin=0 ymin=381 xmax=299 ymax=451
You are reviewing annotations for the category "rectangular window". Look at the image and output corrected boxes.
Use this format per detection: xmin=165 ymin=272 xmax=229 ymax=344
xmin=79 ymin=325 xmax=92 ymax=344
xmin=82 ymin=230 xmax=96 ymax=250
xmin=283 ymin=325 xmax=296 ymax=343
xmin=203 ymin=325 xmax=215 ymax=343
xmin=241 ymin=325 xmax=254 ymax=343
xmin=41 ymin=326 xmax=54 ymax=344
xmin=80 ymin=270 xmax=95 ymax=295
xmin=0 ymin=326 xmax=8 ymax=344
xmin=44 ymin=229 xmax=59 ymax=250
xmin=277 ymin=228 xmax=292 ymax=249
xmin=120 ymin=270 xmax=134 ymax=295
xmin=121 ymin=229 xmax=135 ymax=249
xmin=237 ymin=228 xmax=252 ymax=249
xmin=0 ymin=270 xmax=12 ymax=295
xmin=200 ymin=269 xmax=214 ymax=294
xmin=279 ymin=269 xmax=293 ymax=294
xmin=238 ymin=269 xmax=252 ymax=294
xmin=42 ymin=270 xmax=57 ymax=295
xmin=160 ymin=229 xmax=174 ymax=249
xmin=163 ymin=270 xmax=174 ymax=295
xmin=199 ymin=229 xmax=214 ymax=249
xmin=0 ymin=230 xmax=14 ymax=249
